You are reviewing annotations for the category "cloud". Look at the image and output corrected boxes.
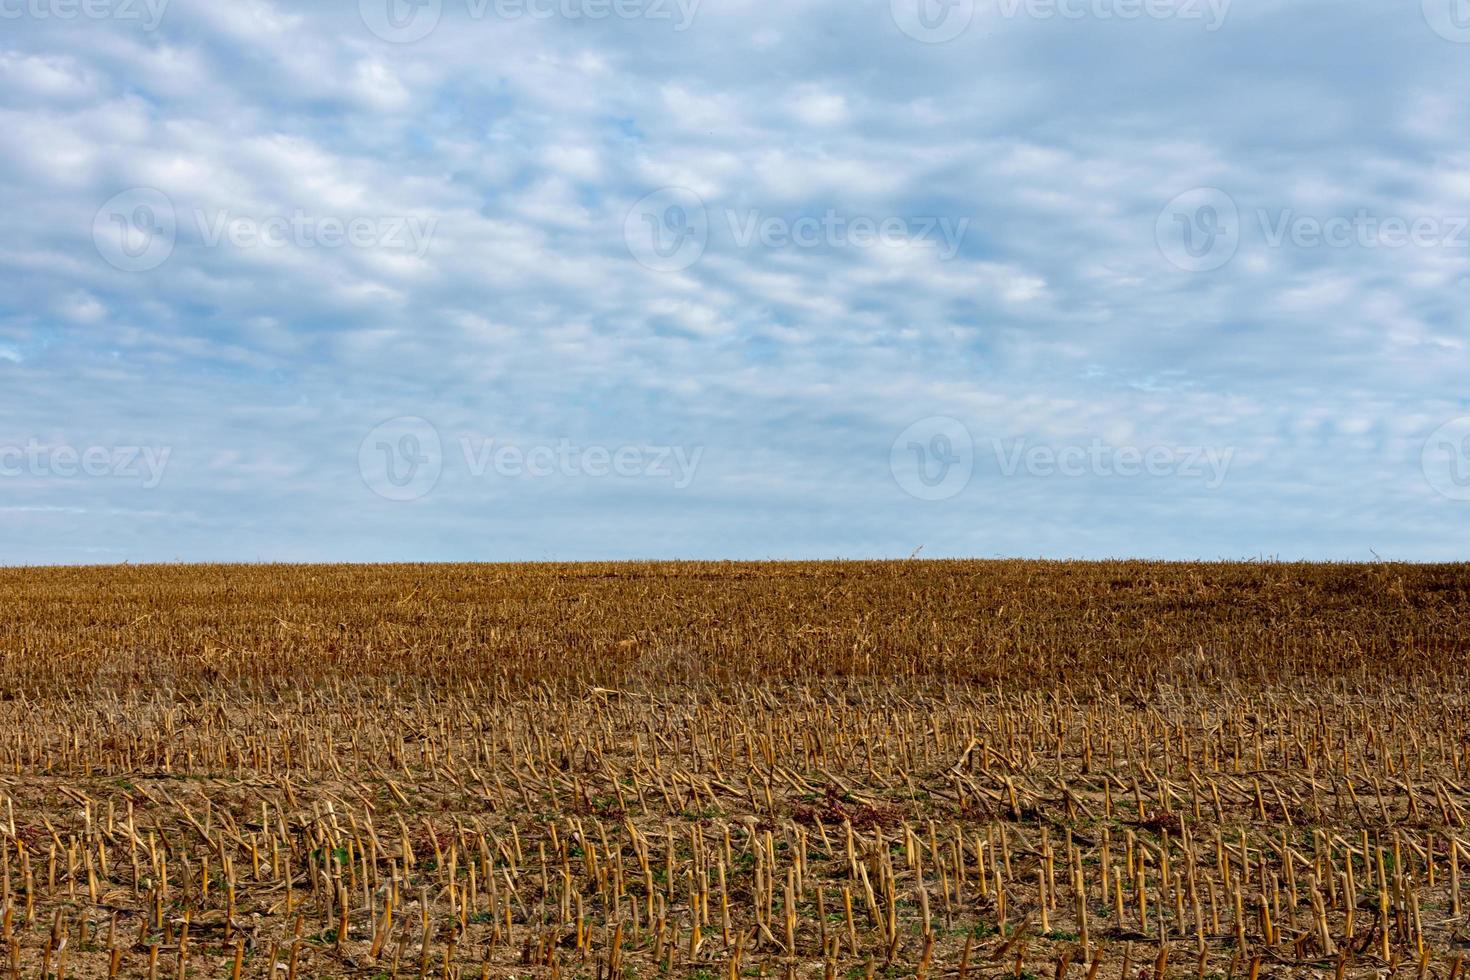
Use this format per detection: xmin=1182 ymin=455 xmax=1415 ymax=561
xmin=0 ymin=0 xmax=1467 ymax=563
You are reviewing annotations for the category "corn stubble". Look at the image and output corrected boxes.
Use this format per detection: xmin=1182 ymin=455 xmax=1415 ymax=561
xmin=0 ymin=560 xmax=1468 ymax=979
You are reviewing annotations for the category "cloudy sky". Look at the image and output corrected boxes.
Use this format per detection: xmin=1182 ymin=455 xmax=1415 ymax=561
xmin=3 ymin=0 xmax=1469 ymax=564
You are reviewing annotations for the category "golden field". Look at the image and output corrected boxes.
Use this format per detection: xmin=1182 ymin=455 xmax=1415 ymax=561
xmin=0 ymin=561 xmax=1467 ymax=979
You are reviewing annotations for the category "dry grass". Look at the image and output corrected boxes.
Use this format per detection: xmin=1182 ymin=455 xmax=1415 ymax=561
xmin=0 ymin=560 xmax=1467 ymax=978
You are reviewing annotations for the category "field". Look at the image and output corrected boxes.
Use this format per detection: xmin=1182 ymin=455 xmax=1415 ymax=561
xmin=1 ymin=560 xmax=1468 ymax=979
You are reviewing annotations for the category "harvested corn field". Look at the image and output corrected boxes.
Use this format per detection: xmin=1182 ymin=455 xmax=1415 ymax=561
xmin=1 ymin=561 xmax=1469 ymax=979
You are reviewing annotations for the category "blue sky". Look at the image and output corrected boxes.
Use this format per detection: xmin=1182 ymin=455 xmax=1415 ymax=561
xmin=3 ymin=0 xmax=1470 ymax=563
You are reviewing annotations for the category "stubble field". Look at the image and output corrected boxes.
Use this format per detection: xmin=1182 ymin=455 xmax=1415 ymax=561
xmin=0 ymin=560 xmax=1468 ymax=979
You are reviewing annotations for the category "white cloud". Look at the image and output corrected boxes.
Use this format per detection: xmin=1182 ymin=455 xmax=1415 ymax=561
xmin=57 ymin=292 xmax=107 ymax=324
xmin=788 ymin=87 xmax=848 ymax=127
xmin=1 ymin=0 xmax=1467 ymax=562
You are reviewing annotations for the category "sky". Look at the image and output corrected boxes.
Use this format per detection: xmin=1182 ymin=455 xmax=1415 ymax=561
xmin=3 ymin=0 xmax=1470 ymax=564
